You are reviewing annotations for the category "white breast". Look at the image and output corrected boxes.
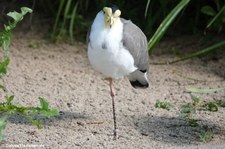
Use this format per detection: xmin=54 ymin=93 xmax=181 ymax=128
xmin=88 ymin=11 xmax=137 ymax=79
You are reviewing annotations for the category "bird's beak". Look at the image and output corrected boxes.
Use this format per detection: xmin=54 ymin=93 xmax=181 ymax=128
xmin=103 ymin=7 xmax=121 ymax=28
xmin=103 ymin=7 xmax=113 ymax=28
xmin=105 ymin=16 xmax=114 ymax=28
xmin=109 ymin=17 xmax=114 ymax=28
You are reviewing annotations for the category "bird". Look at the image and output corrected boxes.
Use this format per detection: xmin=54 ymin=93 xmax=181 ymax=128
xmin=87 ymin=4 xmax=149 ymax=140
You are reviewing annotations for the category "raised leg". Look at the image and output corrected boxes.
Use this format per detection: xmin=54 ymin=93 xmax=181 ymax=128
xmin=109 ymin=78 xmax=117 ymax=140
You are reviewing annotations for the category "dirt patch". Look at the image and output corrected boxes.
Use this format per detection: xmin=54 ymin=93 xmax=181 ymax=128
xmin=0 ymin=32 xmax=225 ymax=148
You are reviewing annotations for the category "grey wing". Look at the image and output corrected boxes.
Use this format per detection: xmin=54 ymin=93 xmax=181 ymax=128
xmin=121 ymin=18 xmax=149 ymax=72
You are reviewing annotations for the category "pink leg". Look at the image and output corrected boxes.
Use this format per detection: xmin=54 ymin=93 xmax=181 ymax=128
xmin=109 ymin=78 xmax=116 ymax=97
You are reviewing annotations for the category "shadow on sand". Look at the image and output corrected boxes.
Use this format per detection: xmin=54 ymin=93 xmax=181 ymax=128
xmin=131 ymin=115 xmax=225 ymax=146
xmin=6 ymin=110 xmax=88 ymax=126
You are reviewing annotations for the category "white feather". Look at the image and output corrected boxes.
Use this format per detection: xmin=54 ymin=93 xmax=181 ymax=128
xmin=88 ymin=11 xmax=137 ymax=79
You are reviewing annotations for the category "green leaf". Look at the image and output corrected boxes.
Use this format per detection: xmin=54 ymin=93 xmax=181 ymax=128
xmin=39 ymin=97 xmax=49 ymax=110
xmin=191 ymin=95 xmax=200 ymax=105
xmin=199 ymin=126 xmax=213 ymax=142
xmin=7 ymin=7 xmax=32 ymax=23
xmin=31 ymin=120 xmax=42 ymax=129
xmin=33 ymin=97 xmax=59 ymax=117
xmin=6 ymin=95 xmax=14 ymax=105
xmin=0 ymin=58 xmax=9 ymax=76
xmin=188 ymin=119 xmax=199 ymax=127
xmin=1 ymin=30 xmax=11 ymax=52
xmin=7 ymin=11 xmax=23 ymax=22
xmin=0 ymin=115 xmax=8 ymax=141
xmin=148 ymin=0 xmax=190 ymax=54
xmin=39 ymin=108 xmax=59 ymax=117
xmin=155 ymin=100 xmax=174 ymax=110
xmin=181 ymin=104 xmax=191 ymax=113
xmin=186 ymin=87 xmax=225 ymax=94
xmin=206 ymin=102 xmax=218 ymax=112
xmin=21 ymin=7 xmax=33 ymax=15
xmin=1 ymin=28 xmax=11 ymax=50
xmin=201 ymin=6 xmax=216 ymax=16
xmin=207 ymin=5 xmax=225 ymax=29
xmin=1 ymin=7 xmax=32 ymax=58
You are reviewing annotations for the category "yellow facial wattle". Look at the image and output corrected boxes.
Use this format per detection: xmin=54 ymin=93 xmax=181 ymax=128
xmin=103 ymin=7 xmax=121 ymax=28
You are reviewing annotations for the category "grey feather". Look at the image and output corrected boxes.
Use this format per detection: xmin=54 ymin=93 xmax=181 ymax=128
xmin=121 ymin=18 xmax=149 ymax=72
xmin=121 ymin=18 xmax=149 ymax=88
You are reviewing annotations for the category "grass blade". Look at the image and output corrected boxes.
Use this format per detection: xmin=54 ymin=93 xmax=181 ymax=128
xmin=52 ymin=0 xmax=66 ymax=38
xmin=206 ymin=5 xmax=225 ymax=29
xmin=69 ymin=2 xmax=78 ymax=44
xmin=186 ymin=87 xmax=225 ymax=93
xmin=169 ymin=40 xmax=225 ymax=64
xmin=145 ymin=0 xmax=151 ymax=18
xmin=148 ymin=0 xmax=190 ymax=55
xmin=59 ymin=0 xmax=72 ymax=37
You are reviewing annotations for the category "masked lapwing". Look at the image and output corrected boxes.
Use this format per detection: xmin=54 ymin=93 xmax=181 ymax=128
xmin=87 ymin=4 xmax=149 ymax=139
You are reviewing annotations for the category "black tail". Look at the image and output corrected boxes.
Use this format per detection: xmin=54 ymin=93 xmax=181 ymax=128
xmin=128 ymin=70 xmax=149 ymax=89
xmin=130 ymin=80 xmax=149 ymax=88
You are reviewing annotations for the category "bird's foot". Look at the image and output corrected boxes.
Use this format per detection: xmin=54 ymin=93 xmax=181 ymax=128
xmin=113 ymin=128 xmax=118 ymax=140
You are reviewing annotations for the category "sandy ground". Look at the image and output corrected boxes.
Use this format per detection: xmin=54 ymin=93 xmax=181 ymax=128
xmin=0 ymin=32 xmax=225 ymax=149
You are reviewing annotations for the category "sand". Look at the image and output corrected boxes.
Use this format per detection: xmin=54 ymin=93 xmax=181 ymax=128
xmin=0 ymin=32 xmax=225 ymax=149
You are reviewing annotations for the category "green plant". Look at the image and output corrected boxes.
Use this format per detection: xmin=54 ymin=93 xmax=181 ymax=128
xmin=201 ymin=1 xmax=225 ymax=32
xmin=153 ymin=40 xmax=225 ymax=64
xmin=186 ymin=87 xmax=225 ymax=112
xmin=186 ymin=87 xmax=225 ymax=94
xmin=0 ymin=96 xmax=59 ymax=129
xmin=198 ymin=125 xmax=213 ymax=142
xmin=179 ymin=94 xmax=225 ymax=142
xmin=69 ymin=2 xmax=79 ymax=44
xmin=51 ymin=0 xmax=87 ymax=43
xmin=205 ymin=102 xmax=218 ymax=112
xmin=144 ymin=0 xmax=178 ymax=36
xmin=0 ymin=7 xmax=59 ymax=141
xmin=148 ymin=0 xmax=190 ymax=54
xmin=155 ymin=100 xmax=174 ymax=110
xmin=180 ymin=95 xmax=201 ymax=127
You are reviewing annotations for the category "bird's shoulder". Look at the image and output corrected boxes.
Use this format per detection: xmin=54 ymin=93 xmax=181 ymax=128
xmin=120 ymin=18 xmax=149 ymax=70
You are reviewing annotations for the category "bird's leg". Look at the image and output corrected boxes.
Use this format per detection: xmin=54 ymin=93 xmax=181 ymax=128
xmin=109 ymin=78 xmax=116 ymax=97
xmin=109 ymin=78 xmax=117 ymax=140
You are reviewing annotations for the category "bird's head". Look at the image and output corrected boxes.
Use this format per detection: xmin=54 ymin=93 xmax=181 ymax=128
xmin=103 ymin=4 xmax=121 ymax=28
